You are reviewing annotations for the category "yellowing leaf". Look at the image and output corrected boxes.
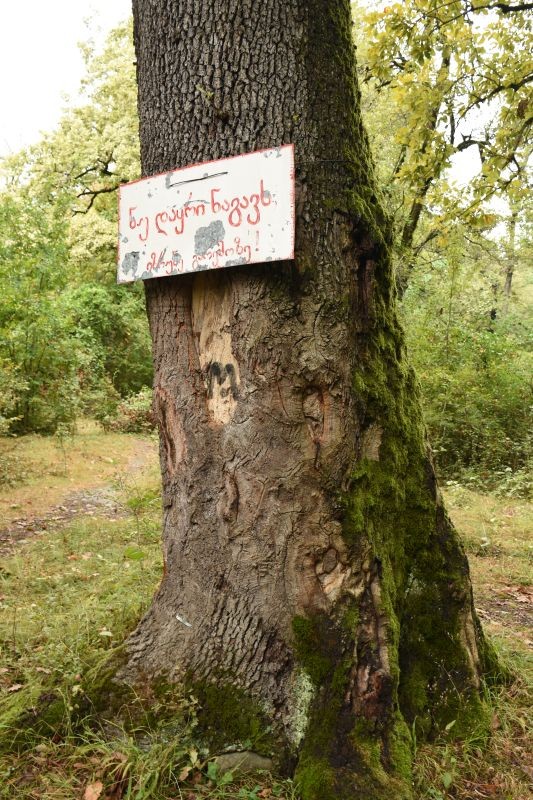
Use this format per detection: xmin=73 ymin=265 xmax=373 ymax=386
xmin=83 ymin=781 xmax=103 ymax=800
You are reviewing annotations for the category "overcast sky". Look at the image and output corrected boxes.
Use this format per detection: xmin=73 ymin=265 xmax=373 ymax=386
xmin=0 ymin=1 xmax=481 ymax=186
xmin=0 ymin=0 xmax=132 ymax=156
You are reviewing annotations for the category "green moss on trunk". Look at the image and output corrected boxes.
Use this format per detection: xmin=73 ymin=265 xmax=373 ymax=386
xmin=188 ymin=680 xmax=276 ymax=758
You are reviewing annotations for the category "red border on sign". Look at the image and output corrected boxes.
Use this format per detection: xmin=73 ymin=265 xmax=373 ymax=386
xmin=117 ymin=144 xmax=295 ymax=280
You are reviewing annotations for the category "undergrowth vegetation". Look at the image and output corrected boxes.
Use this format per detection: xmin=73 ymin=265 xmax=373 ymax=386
xmin=0 ymin=434 xmax=531 ymax=800
xmin=402 ymin=241 xmax=532 ymax=497
xmin=0 ymin=456 xmax=298 ymax=799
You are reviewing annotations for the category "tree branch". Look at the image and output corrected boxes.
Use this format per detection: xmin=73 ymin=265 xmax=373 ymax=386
xmin=459 ymin=74 xmax=533 ymax=118
xmin=413 ymin=228 xmax=440 ymax=255
xmin=470 ymin=2 xmax=533 ymax=12
xmin=456 ymin=136 xmax=489 ymax=152
xmin=74 ymin=183 xmax=121 ymax=214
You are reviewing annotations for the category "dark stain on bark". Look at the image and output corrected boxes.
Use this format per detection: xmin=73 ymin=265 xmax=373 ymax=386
xmin=207 ymin=362 xmax=239 ymax=400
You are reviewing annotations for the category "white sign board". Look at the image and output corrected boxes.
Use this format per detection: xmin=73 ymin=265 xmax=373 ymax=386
xmin=117 ymin=144 xmax=295 ymax=283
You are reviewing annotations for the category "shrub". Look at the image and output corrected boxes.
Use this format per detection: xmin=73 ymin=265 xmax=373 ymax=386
xmin=108 ymin=387 xmax=155 ymax=434
xmin=402 ymin=242 xmax=532 ymax=488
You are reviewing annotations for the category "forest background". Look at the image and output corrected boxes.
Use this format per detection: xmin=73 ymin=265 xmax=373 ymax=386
xmin=0 ymin=3 xmax=531 ymax=799
xmin=0 ymin=1 xmax=530 ymax=499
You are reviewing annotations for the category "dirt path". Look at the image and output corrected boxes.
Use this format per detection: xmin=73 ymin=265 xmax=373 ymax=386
xmin=0 ymin=486 xmax=128 ymax=554
xmin=475 ymin=586 xmax=533 ymax=647
xmin=0 ymin=436 xmax=157 ymax=555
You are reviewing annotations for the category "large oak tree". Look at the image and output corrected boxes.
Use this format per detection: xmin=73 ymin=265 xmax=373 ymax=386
xmin=125 ymin=1 xmax=496 ymax=797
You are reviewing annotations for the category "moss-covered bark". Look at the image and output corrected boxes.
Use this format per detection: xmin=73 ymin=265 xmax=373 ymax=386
xmin=129 ymin=1 xmax=496 ymax=797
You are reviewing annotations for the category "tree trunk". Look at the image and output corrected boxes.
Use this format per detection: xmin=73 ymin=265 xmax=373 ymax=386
xmin=503 ymin=210 xmax=517 ymax=313
xmin=126 ymin=2 xmax=494 ymax=797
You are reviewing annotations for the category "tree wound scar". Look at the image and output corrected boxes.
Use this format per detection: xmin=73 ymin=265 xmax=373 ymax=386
xmin=191 ymin=275 xmax=241 ymax=425
xmin=155 ymin=386 xmax=186 ymax=474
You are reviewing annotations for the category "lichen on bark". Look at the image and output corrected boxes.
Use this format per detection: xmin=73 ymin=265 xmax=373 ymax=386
xmin=127 ymin=0 xmax=498 ymax=797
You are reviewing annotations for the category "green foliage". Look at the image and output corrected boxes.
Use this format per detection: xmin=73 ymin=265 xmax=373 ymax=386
xmin=0 ymin=359 xmax=26 ymax=435
xmin=354 ymin=2 xmax=532 ymax=490
xmin=357 ymin=0 xmax=532 ymax=269
xmin=66 ymin=284 xmax=152 ymax=398
xmin=0 ymin=201 xmax=80 ymax=432
xmin=107 ymin=387 xmax=155 ymax=434
xmin=402 ymin=229 xmax=532 ymax=490
xmin=0 ymin=20 xmax=151 ymax=435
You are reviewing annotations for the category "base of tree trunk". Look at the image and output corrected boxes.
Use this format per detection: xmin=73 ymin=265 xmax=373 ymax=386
xmin=120 ymin=316 xmax=498 ymax=796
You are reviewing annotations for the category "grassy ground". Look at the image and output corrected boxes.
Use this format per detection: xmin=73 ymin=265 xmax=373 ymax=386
xmin=412 ymin=487 xmax=532 ymax=800
xmin=0 ymin=429 xmax=531 ymax=799
xmin=0 ymin=420 xmax=155 ymax=527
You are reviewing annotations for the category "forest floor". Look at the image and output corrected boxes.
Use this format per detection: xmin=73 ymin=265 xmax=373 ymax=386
xmin=0 ymin=427 xmax=531 ymax=799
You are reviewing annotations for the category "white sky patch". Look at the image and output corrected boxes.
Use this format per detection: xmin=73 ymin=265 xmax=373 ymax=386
xmin=0 ymin=0 xmax=131 ymax=156
xmin=449 ymin=148 xmax=482 ymax=187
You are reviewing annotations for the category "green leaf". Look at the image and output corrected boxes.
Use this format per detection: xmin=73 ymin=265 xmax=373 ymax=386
xmin=206 ymin=761 xmax=218 ymax=781
xmin=442 ymin=771 xmax=453 ymax=789
xmin=219 ymin=770 xmax=234 ymax=786
xmin=123 ymin=547 xmax=146 ymax=561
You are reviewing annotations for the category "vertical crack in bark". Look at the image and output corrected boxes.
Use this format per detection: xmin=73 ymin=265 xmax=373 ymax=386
xmin=154 ymin=385 xmax=186 ymax=476
xmin=352 ymin=560 xmax=393 ymax=726
xmin=221 ymin=466 xmax=240 ymax=528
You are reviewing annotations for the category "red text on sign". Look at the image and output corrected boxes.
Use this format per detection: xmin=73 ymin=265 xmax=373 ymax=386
xmin=210 ymin=180 xmax=272 ymax=227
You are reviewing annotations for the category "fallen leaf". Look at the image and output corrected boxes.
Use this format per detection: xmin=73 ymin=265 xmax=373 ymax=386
xmin=178 ymin=765 xmax=192 ymax=781
xmin=84 ymin=780 xmax=104 ymax=800
xmin=521 ymin=764 xmax=533 ymax=780
xmin=7 ymin=683 xmax=23 ymax=692
xmin=109 ymin=751 xmax=128 ymax=763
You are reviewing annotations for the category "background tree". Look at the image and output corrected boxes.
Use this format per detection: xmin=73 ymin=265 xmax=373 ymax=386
xmin=402 ymin=224 xmax=532 ymax=490
xmin=124 ymin=2 xmax=497 ymax=798
xmin=356 ymin=0 xmax=532 ymax=289
xmin=0 ymin=21 xmax=152 ymax=433
xmin=1 ymin=12 xmax=528 ymax=490
xmin=355 ymin=0 xmax=532 ymax=492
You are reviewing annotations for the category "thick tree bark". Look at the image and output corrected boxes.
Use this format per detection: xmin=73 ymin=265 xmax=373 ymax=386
xmin=126 ymin=2 xmax=494 ymax=797
xmin=503 ymin=210 xmax=517 ymax=312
